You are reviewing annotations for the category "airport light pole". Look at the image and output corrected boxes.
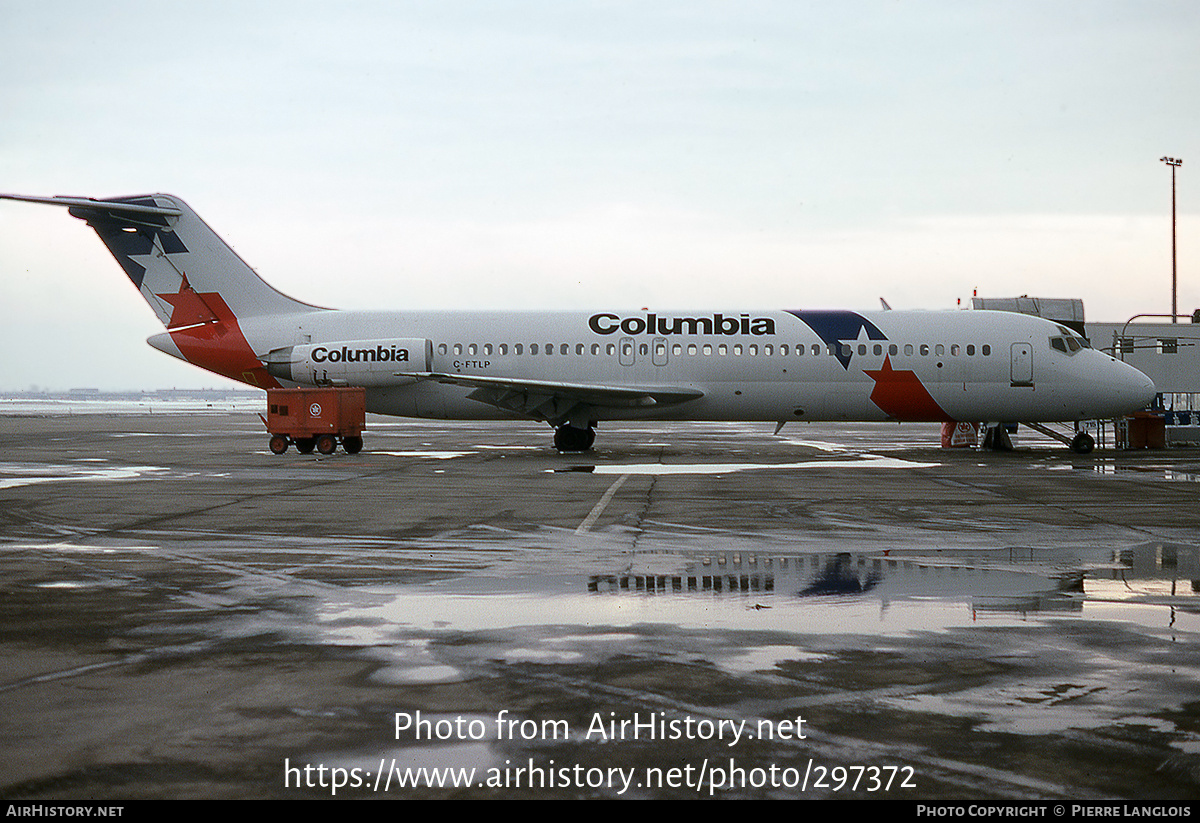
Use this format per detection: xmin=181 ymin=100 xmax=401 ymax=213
xmin=1161 ymin=156 xmax=1183 ymax=323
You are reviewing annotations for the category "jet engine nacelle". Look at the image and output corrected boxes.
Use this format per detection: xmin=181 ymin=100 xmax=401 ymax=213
xmin=264 ymin=338 xmax=432 ymax=386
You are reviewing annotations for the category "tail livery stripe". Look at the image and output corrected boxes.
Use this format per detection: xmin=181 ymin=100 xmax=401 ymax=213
xmin=156 ymin=277 xmax=281 ymax=387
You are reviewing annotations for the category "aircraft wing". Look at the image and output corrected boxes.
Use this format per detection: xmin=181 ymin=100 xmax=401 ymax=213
xmin=413 ymin=372 xmax=703 ymax=423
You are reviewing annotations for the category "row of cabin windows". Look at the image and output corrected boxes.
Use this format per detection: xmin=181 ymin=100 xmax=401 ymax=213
xmin=437 ymin=342 xmax=994 ymax=358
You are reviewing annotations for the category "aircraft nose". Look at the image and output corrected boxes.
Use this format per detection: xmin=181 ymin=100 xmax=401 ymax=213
xmin=1113 ymin=359 xmax=1156 ymax=413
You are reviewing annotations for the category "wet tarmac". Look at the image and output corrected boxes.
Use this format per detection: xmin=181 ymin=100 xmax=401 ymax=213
xmin=1 ymin=411 xmax=1199 ymax=799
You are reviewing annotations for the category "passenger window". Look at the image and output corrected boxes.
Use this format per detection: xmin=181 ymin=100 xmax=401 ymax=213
xmin=468 ymin=343 xmax=477 ymax=355
xmin=562 ymin=344 xmax=569 ymax=355
xmin=591 ymin=343 xmax=599 ymax=355
xmin=454 ymin=343 xmax=463 ymax=355
xmin=765 ymin=344 xmax=774 ymax=356
xmin=530 ymin=344 xmax=538 ymax=355
xmin=873 ymin=344 xmax=882 ymax=356
xmin=920 ymin=344 xmax=929 ymax=356
xmin=935 ymin=344 xmax=944 ymax=356
xmin=514 ymin=343 xmax=523 ymax=355
xmin=858 ymin=344 xmax=867 ymax=355
xmin=640 ymin=343 xmax=649 ymax=356
xmin=982 ymin=345 xmax=991 ymax=356
xmin=749 ymin=345 xmax=758 ymax=356
xmin=718 ymin=344 xmax=727 ymax=355
xmin=812 ymin=344 xmax=820 ymax=356
xmin=483 ymin=343 xmax=493 ymax=355
xmin=576 ymin=343 xmax=584 ymax=355
xmin=672 ymin=343 xmax=682 ymax=356
xmin=950 ymin=344 xmax=959 ymax=356
xmin=904 ymin=344 xmax=913 ymax=356
xmin=438 ymin=343 xmax=448 ymax=355
xmin=546 ymin=343 xmax=553 ymax=355
xmin=733 ymin=344 xmax=743 ymax=356
xmin=688 ymin=343 xmax=697 ymax=355
xmin=966 ymin=344 xmax=974 ymax=356
xmin=606 ymin=343 xmax=615 ymax=355
xmin=889 ymin=344 xmax=897 ymax=355
xmin=703 ymin=344 xmax=712 ymax=355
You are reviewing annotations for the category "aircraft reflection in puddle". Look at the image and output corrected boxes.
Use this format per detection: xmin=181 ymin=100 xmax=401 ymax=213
xmin=1084 ymin=462 xmax=1200 ymax=483
xmin=587 ymin=543 xmax=1200 ymax=619
xmin=1088 ymin=539 xmax=1200 ymax=613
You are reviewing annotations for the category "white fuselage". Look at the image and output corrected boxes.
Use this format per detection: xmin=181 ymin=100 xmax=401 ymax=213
xmin=193 ymin=307 xmax=1155 ymax=425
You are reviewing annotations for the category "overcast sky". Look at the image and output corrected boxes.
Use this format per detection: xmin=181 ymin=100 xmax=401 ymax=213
xmin=2 ymin=1 xmax=1197 ymax=390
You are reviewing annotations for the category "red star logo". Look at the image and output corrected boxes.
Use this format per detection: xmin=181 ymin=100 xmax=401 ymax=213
xmin=157 ymin=274 xmax=219 ymax=329
xmin=862 ymin=356 xmax=952 ymax=422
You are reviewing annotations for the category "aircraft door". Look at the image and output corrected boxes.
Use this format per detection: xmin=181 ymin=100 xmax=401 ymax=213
xmin=652 ymin=337 xmax=669 ymax=366
xmin=1010 ymin=342 xmax=1033 ymax=386
xmin=619 ymin=336 xmax=636 ymax=366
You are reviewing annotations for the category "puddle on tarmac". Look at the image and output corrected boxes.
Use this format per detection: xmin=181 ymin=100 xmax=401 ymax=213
xmin=1086 ymin=462 xmax=1200 ymax=482
xmin=8 ymin=522 xmax=1200 ymax=797
xmin=311 ymin=543 xmax=1200 ymax=656
xmin=0 ymin=461 xmax=169 ymax=489
xmin=372 ymin=451 xmax=476 ymax=459
xmin=552 ymin=455 xmax=940 ymax=475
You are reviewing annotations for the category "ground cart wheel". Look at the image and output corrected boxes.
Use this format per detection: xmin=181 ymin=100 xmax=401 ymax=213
xmin=269 ymin=435 xmax=288 ymax=455
xmin=315 ymin=434 xmax=337 ymax=455
xmin=343 ymin=436 xmax=363 ymax=454
xmin=295 ymin=438 xmax=315 ymax=454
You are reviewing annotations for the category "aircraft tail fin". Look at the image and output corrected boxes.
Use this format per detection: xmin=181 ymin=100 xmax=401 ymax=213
xmin=0 ymin=193 xmax=321 ymax=327
xmin=2 ymin=192 xmax=323 ymax=387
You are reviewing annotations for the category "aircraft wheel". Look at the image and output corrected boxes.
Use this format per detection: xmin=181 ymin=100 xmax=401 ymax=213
xmin=343 ymin=436 xmax=363 ymax=454
xmin=1070 ymin=432 xmax=1095 ymax=454
xmin=269 ymin=435 xmax=289 ymax=455
xmin=554 ymin=425 xmax=593 ymax=452
xmin=315 ymin=434 xmax=337 ymax=455
xmin=295 ymin=438 xmax=315 ymax=454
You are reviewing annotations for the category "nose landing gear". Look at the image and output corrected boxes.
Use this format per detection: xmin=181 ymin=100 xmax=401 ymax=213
xmin=1069 ymin=431 xmax=1095 ymax=454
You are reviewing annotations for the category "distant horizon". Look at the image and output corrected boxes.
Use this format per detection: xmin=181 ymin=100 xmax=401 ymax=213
xmin=1 ymin=385 xmax=260 ymax=396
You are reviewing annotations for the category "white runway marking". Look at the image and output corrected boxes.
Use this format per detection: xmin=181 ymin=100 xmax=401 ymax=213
xmin=576 ymin=473 xmax=631 ymax=534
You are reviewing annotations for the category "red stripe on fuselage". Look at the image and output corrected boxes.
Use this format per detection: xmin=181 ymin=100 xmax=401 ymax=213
xmin=862 ymin=356 xmax=952 ymax=422
xmin=157 ymin=286 xmax=280 ymax=388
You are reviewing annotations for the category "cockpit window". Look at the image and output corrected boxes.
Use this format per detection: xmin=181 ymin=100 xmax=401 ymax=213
xmin=1053 ymin=325 xmax=1092 ymax=349
xmin=1050 ymin=336 xmax=1082 ymax=354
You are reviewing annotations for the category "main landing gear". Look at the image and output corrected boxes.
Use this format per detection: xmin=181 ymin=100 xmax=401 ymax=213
xmin=554 ymin=423 xmax=596 ymax=452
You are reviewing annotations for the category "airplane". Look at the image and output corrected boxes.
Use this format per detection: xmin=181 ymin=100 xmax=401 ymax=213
xmin=1 ymin=192 xmax=1157 ymax=455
